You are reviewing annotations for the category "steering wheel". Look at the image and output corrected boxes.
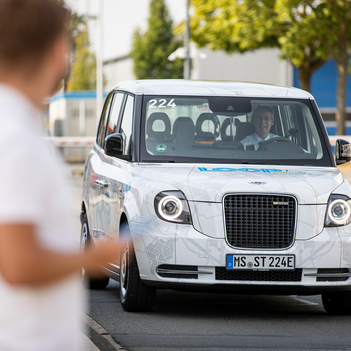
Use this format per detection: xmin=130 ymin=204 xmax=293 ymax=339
xmin=258 ymin=137 xmax=302 ymax=152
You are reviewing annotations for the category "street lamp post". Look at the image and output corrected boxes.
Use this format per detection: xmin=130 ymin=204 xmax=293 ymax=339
xmin=96 ymin=0 xmax=103 ymax=123
xmin=184 ymin=0 xmax=190 ymax=80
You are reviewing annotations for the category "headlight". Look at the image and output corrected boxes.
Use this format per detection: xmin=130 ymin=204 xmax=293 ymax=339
xmin=325 ymin=194 xmax=351 ymax=227
xmin=154 ymin=191 xmax=192 ymax=224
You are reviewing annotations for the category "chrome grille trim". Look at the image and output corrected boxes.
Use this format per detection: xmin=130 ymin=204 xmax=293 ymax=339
xmin=156 ymin=269 xmax=213 ymax=275
xmin=305 ymin=268 xmax=351 ymax=282
xmin=223 ymin=193 xmax=297 ymax=250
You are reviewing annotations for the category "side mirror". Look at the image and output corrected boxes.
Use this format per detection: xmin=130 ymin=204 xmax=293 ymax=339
xmin=104 ymin=133 xmax=123 ymax=157
xmin=335 ymin=138 xmax=351 ymax=165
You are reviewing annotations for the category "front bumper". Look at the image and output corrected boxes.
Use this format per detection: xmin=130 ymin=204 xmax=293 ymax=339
xmin=130 ymin=220 xmax=351 ymax=293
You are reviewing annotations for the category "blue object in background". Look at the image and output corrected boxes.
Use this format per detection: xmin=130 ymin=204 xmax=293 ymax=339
xmin=293 ymin=60 xmax=351 ymax=109
xmin=325 ymin=126 xmax=351 ymax=135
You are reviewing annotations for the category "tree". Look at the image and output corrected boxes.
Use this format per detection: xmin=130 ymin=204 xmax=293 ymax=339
xmin=66 ymin=24 xmax=96 ymax=91
xmin=131 ymin=0 xmax=183 ymax=79
xmin=59 ymin=1 xmax=86 ymax=91
xmin=302 ymin=0 xmax=351 ymax=134
xmin=275 ymin=1 xmax=328 ymax=92
xmin=190 ymin=0 xmax=328 ymax=92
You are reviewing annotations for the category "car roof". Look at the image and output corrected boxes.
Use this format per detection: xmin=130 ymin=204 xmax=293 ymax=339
xmin=111 ymin=79 xmax=313 ymax=99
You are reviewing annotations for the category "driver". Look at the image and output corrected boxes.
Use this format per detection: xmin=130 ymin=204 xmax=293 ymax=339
xmin=240 ymin=106 xmax=280 ymax=150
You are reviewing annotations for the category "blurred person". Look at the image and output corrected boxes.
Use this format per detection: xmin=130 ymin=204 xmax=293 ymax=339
xmin=0 ymin=1 xmax=123 ymax=350
xmin=240 ymin=106 xmax=280 ymax=150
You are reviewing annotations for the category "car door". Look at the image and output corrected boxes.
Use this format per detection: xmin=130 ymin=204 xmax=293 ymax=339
xmin=99 ymin=92 xmax=126 ymax=251
xmin=103 ymin=94 xmax=135 ymax=262
xmin=89 ymin=93 xmax=116 ymax=243
xmin=105 ymin=94 xmax=134 ymax=238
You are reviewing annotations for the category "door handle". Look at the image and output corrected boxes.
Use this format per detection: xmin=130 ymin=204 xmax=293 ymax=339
xmin=95 ymin=179 xmax=109 ymax=187
xmin=118 ymin=186 xmax=123 ymax=199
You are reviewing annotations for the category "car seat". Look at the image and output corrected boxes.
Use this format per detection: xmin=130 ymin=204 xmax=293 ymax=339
xmin=234 ymin=119 xmax=255 ymax=142
xmin=146 ymin=112 xmax=172 ymax=152
xmin=195 ymin=113 xmax=219 ymax=144
xmin=147 ymin=112 xmax=171 ymax=140
xmin=221 ymin=118 xmax=233 ymax=142
xmin=173 ymin=117 xmax=195 ymax=152
xmin=213 ymin=118 xmax=244 ymax=150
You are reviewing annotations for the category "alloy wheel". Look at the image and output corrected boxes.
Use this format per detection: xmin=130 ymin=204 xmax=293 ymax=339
xmin=120 ymin=241 xmax=129 ymax=299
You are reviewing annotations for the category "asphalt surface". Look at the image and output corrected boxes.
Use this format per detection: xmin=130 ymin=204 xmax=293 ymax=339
xmin=88 ymin=281 xmax=351 ymax=351
xmin=68 ymin=163 xmax=351 ymax=351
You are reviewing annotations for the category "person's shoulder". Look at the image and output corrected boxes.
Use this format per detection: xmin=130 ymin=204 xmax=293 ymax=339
xmin=0 ymin=114 xmax=36 ymax=143
xmin=240 ymin=133 xmax=255 ymax=143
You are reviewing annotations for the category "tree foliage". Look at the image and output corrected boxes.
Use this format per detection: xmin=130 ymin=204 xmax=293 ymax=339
xmin=191 ymin=0 xmax=278 ymax=53
xmin=301 ymin=0 xmax=351 ymax=134
xmin=191 ymin=0 xmax=328 ymax=92
xmin=66 ymin=25 xmax=96 ymax=91
xmin=191 ymin=0 xmax=351 ymax=134
xmin=275 ymin=1 xmax=328 ymax=92
xmin=131 ymin=0 xmax=183 ymax=79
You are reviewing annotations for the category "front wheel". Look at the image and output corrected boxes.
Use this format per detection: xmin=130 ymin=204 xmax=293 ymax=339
xmin=322 ymin=292 xmax=351 ymax=315
xmin=119 ymin=223 xmax=155 ymax=312
xmin=80 ymin=213 xmax=110 ymax=290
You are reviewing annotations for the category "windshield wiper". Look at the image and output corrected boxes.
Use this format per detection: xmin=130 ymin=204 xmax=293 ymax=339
xmin=142 ymin=159 xmax=176 ymax=163
xmin=240 ymin=161 xmax=281 ymax=165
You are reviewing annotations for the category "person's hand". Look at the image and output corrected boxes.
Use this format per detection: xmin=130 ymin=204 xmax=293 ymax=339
xmin=82 ymin=237 xmax=133 ymax=277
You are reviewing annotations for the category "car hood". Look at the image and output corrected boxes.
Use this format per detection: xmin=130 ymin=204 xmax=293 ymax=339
xmin=138 ymin=164 xmax=344 ymax=204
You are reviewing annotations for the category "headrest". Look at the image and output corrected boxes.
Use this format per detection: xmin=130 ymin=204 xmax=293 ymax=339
xmin=147 ymin=112 xmax=171 ymax=139
xmin=234 ymin=119 xmax=255 ymax=142
xmin=173 ymin=117 xmax=195 ymax=147
xmin=221 ymin=118 xmax=233 ymax=142
xmin=195 ymin=113 xmax=220 ymax=140
xmin=173 ymin=117 xmax=194 ymax=135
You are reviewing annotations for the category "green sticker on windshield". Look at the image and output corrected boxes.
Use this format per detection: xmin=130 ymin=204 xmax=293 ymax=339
xmin=156 ymin=144 xmax=167 ymax=152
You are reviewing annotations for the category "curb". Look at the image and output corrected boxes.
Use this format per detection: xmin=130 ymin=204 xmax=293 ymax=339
xmin=82 ymin=313 xmax=127 ymax=351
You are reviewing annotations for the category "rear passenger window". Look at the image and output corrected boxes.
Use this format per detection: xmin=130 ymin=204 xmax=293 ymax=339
xmin=119 ymin=95 xmax=134 ymax=155
xmin=106 ymin=93 xmax=124 ymax=137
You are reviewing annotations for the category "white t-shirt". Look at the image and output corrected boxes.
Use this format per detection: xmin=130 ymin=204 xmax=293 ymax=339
xmin=0 ymin=84 xmax=84 ymax=351
xmin=240 ymin=132 xmax=280 ymax=150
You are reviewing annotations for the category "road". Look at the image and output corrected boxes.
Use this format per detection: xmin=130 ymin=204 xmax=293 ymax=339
xmin=88 ymin=283 xmax=351 ymax=351
xmin=68 ymin=163 xmax=351 ymax=351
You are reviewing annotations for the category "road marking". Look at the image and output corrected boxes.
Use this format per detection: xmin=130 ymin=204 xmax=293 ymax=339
xmin=290 ymin=295 xmax=319 ymax=306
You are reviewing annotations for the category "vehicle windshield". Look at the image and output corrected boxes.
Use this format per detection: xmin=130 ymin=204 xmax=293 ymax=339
xmin=141 ymin=96 xmax=332 ymax=166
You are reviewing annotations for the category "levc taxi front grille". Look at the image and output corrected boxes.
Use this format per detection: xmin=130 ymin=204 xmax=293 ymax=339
xmin=224 ymin=194 xmax=296 ymax=249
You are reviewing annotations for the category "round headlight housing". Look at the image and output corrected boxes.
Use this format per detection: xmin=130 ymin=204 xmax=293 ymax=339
xmin=325 ymin=195 xmax=351 ymax=227
xmin=158 ymin=196 xmax=183 ymax=220
xmin=154 ymin=191 xmax=191 ymax=224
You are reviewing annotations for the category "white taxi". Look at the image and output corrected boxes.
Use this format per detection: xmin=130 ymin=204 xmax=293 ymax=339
xmin=81 ymin=80 xmax=351 ymax=313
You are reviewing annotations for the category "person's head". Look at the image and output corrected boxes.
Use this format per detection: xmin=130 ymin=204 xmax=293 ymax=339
xmin=251 ymin=106 xmax=274 ymax=139
xmin=0 ymin=0 xmax=70 ymax=107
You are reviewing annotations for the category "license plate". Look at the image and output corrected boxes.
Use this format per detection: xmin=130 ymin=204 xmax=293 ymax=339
xmin=226 ymin=254 xmax=295 ymax=270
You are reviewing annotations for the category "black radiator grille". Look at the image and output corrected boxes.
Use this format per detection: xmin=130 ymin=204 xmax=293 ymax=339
xmin=224 ymin=194 xmax=296 ymax=249
xmin=216 ymin=267 xmax=302 ymax=282
xmin=316 ymin=268 xmax=350 ymax=282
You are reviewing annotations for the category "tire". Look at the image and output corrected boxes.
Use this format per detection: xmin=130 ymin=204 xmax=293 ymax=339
xmin=119 ymin=223 xmax=155 ymax=312
xmin=80 ymin=213 xmax=110 ymax=290
xmin=322 ymin=292 xmax=351 ymax=315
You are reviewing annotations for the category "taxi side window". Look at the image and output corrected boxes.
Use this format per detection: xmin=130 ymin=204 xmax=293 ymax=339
xmin=106 ymin=93 xmax=125 ymax=137
xmin=96 ymin=93 xmax=113 ymax=147
xmin=119 ymin=94 xmax=134 ymax=155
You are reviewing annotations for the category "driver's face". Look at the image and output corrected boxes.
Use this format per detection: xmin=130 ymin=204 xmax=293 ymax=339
xmin=252 ymin=110 xmax=274 ymax=139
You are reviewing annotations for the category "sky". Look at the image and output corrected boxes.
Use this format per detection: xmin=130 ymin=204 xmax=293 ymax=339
xmin=65 ymin=0 xmax=186 ymax=61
